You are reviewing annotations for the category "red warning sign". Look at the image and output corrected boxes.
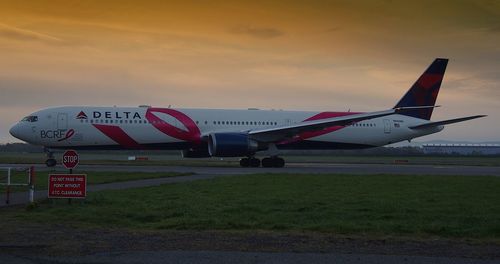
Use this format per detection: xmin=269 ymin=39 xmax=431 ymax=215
xmin=48 ymin=174 xmax=87 ymax=199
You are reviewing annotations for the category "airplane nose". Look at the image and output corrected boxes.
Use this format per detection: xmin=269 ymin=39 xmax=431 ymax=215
xmin=9 ymin=123 xmax=21 ymax=139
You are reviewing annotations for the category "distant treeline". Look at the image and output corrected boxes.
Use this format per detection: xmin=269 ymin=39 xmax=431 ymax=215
xmin=1 ymin=143 xmax=425 ymax=156
xmin=0 ymin=143 xmax=45 ymax=153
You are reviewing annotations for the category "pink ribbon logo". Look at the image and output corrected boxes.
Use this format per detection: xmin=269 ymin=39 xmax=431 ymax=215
xmin=145 ymin=108 xmax=201 ymax=143
xmin=58 ymin=129 xmax=75 ymax=142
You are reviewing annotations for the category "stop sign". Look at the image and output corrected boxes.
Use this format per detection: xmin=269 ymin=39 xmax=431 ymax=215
xmin=62 ymin=150 xmax=79 ymax=169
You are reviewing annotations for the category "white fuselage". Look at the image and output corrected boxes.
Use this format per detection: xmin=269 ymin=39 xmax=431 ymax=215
xmin=10 ymin=106 xmax=442 ymax=151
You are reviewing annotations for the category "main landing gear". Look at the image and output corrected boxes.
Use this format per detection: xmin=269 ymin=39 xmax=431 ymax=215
xmin=239 ymin=157 xmax=261 ymax=167
xmin=44 ymin=148 xmax=56 ymax=167
xmin=262 ymin=157 xmax=285 ymax=168
xmin=239 ymin=156 xmax=285 ymax=168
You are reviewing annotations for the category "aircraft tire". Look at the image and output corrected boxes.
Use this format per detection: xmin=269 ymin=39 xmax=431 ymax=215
xmin=262 ymin=157 xmax=273 ymax=168
xmin=45 ymin=158 xmax=57 ymax=167
xmin=249 ymin=158 xmax=261 ymax=167
xmin=273 ymin=157 xmax=285 ymax=168
xmin=239 ymin=158 xmax=250 ymax=167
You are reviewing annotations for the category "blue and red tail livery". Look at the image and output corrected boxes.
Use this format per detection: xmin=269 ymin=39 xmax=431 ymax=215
xmin=394 ymin=58 xmax=448 ymax=120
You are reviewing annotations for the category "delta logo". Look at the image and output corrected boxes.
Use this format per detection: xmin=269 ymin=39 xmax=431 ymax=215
xmin=76 ymin=111 xmax=88 ymax=120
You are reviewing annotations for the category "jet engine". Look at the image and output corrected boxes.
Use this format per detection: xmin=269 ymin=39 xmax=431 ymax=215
xmin=208 ymin=132 xmax=262 ymax=157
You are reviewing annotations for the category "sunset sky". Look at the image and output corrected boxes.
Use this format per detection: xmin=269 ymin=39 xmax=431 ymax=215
xmin=1 ymin=0 xmax=499 ymax=143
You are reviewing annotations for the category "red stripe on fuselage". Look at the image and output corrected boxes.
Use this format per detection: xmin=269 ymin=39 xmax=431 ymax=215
xmin=280 ymin=111 xmax=361 ymax=144
xmin=93 ymin=124 xmax=141 ymax=148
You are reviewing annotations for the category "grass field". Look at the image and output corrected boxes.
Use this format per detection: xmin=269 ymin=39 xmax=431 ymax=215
xmin=1 ymin=152 xmax=500 ymax=166
xmin=0 ymin=170 xmax=189 ymax=194
xmin=3 ymin=173 xmax=500 ymax=240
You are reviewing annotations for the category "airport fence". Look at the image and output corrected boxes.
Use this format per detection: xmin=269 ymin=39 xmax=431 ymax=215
xmin=0 ymin=166 xmax=35 ymax=205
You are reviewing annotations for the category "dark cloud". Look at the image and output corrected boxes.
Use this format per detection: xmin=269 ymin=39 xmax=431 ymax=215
xmin=0 ymin=23 xmax=63 ymax=43
xmin=230 ymin=25 xmax=284 ymax=39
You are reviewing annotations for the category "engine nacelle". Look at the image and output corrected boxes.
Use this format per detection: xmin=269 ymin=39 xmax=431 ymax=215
xmin=182 ymin=147 xmax=211 ymax=158
xmin=208 ymin=133 xmax=260 ymax=157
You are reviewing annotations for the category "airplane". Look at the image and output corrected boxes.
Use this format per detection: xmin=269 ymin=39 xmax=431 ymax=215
xmin=9 ymin=58 xmax=485 ymax=168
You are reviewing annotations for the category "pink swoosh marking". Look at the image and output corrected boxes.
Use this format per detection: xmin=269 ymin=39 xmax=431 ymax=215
xmin=280 ymin=111 xmax=362 ymax=144
xmin=93 ymin=124 xmax=141 ymax=148
xmin=145 ymin=108 xmax=201 ymax=143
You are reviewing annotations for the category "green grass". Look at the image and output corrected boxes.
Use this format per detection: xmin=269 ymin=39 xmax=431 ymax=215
xmin=3 ymin=173 xmax=500 ymax=240
xmin=0 ymin=171 xmax=190 ymax=193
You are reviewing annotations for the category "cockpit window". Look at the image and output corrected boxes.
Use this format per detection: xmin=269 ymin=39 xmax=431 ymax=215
xmin=21 ymin=116 xmax=38 ymax=122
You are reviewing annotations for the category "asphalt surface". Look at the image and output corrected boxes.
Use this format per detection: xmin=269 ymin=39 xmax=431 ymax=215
xmin=1 ymin=251 xmax=497 ymax=264
xmin=2 ymin=162 xmax=500 ymax=176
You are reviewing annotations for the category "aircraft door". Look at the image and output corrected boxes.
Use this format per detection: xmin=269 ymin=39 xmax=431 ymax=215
xmin=57 ymin=113 xmax=68 ymax=130
xmin=383 ymin=119 xmax=391 ymax=134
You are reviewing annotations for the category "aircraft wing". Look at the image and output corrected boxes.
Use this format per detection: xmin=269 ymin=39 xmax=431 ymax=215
xmin=248 ymin=108 xmax=407 ymax=143
xmin=409 ymin=115 xmax=486 ymax=129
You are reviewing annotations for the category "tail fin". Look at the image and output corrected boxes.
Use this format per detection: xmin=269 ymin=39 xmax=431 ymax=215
xmin=394 ymin=58 xmax=448 ymax=120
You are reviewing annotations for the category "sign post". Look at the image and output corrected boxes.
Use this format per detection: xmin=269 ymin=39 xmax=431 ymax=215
xmin=57 ymin=150 xmax=85 ymax=203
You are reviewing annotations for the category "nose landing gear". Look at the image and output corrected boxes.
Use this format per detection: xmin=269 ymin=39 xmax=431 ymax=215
xmin=44 ymin=148 xmax=57 ymax=167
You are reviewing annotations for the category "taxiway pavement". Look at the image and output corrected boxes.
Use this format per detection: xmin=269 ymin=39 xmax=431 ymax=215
xmin=1 ymin=163 xmax=498 ymax=176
